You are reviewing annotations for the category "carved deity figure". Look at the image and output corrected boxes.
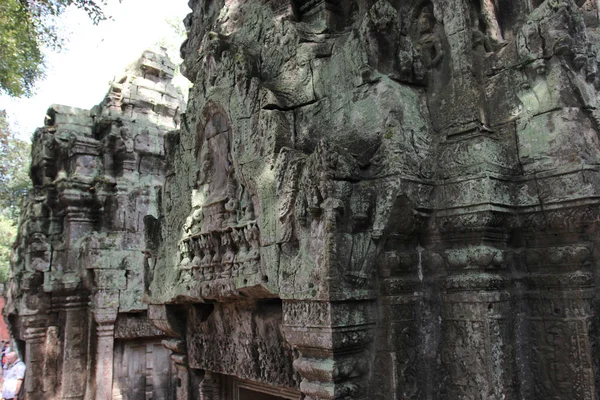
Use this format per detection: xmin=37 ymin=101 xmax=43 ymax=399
xmin=200 ymin=235 xmax=213 ymax=268
xmin=210 ymin=233 xmax=221 ymax=266
xmin=245 ymin=225 xmax=260 ymax=261
xmin=416 ymin=5 xmax=444 ymax=68
xmin=118 ymin=125 xmax=134 ymax=153
xmin=231 ymin=228 xmax=249 ymax=265
xmin=224 ymin=173 xmax=239 ymax=226
xmin=180 ymin=240 xmax=193 ymax=269
xmin=221 ymin=232 xmax=235 ymax=278
xmin=183 ymin=207 xmax=204 ymax=235
xmin=221 ymin=232 xmax=235 ymax=263
xmin=362 ymin=0 xmax=402 ymax=75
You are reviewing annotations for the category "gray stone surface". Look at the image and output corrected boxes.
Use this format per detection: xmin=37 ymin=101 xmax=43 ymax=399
xmin=5 ymin=48 xmax=184 ymax=400
xmin=146 ymin=1 xmax=600 ymax=399
xmin=8 ymin=1 xmax=600 ymax=399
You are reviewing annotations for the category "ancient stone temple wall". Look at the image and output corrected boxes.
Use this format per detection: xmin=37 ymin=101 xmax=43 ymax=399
xmin=6 ymin=49 xmax=184 ymax=400
xmin=145 ymin=1 xmax=600 ymax=399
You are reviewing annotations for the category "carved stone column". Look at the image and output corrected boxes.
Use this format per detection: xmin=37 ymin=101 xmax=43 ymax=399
xmin=42 ymin=326 xmax=60 ymax=396
xmin=431 ymin=216 xmax=514 ymax=400
xmin=373 ymin=244 xmax=430 ymax=399
xmin=148 ymin=305 xmax=189 ymax=400
xmin=22 ymin=317 xmax=47 ymax=400
xmin=199 ymin=371 xmax=221 ymax=400
xmin=520 ymin=229 xmax=597 ymax=399
xmin=89 ymin=306 xmax=118 ymax=400
xmin=283 ymin=300 xmax=375 ymax=400
xmin=164 ymin=339 xmax=190 ymax=400
xmin=56 ymin=295 xmax=89 ymax=400
xmin=440 ymin=279 xmax=511 ymax=400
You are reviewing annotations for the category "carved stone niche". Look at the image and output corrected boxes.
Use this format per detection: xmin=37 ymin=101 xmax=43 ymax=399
xmin=180 ymin=106 xmax=269 ymax=300
xmin=198 ymin=108 xmax=232 ymax=212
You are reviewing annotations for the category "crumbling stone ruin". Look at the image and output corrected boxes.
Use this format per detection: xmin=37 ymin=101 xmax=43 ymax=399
xmin=9 ymin=0 xmax=600 ymax=399
xmin=6 ymin=49 xmax=184 ymax=399
xmin=145 ymin=0 xmax=600 ymax=399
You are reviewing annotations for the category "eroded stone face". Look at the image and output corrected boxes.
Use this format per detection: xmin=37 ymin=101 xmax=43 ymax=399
xmin=148 ymin=0 xmax=600 ymax=399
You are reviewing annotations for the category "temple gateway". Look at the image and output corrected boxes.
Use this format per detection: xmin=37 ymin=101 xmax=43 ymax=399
xmin=7 ymin=0 xmax=600 ymax=399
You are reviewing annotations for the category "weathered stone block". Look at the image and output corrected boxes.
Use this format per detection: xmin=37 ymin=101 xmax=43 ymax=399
xmin=94 ymin=269 xmax=127 ymax=289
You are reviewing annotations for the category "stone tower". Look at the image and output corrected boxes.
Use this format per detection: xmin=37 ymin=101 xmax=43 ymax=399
xmin=6 ymin=48 xmax=184 ymax=400
xmin=9 ymin=1 xmax=600 ymax=399
xmin=145 ymin=0 xmax=600 ymax=399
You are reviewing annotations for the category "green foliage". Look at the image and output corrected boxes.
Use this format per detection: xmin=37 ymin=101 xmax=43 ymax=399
xmin=0 ymin=111 xmax=30 ymax=283
xmin=0 ymin=215 xmax=15 ymax=283
xmin=0 ymin=0 xmax=117 ymax=97
xmin=0 ymin=111 xmax=31 ymax=221
xmin=0 ymin=0 xmax=44 ymax=97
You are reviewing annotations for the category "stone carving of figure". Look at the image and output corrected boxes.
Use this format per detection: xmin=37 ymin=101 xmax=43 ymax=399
xmin=244 ymin=224 xmax=260 ymax=275
xmin=362 ymin=0 xmax=402 ymax=75
xmin=114 ymin=124 xmax=137 ymax=179
xmin=276 ymin=150 xmax=303 ymax=242
xmin=210 ymin=233 xmax=222 ymax=266
xmin=224 ymin=173 xmax=239 ymax=226
xmin=200 ymin=235 xmax=213 ymax=268
xmin=232 ymin=228 xmax=249 ymax=266
xmin=119 ymin=125 xmax=134 ymax=153
xmin=416 ymin=5 xmax=444 ymax=69
xmin=240 ymin=189 xmax=255 ymax=222
xmin=221 ymin=231 xmax=235 ymax=278
xmin=181 ymin=240 xmax=193 ymax=269
xmin=184 ymin=207 xmax=205 ymax=235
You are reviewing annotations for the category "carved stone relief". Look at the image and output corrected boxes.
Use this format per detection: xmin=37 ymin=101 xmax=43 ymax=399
xmin=9 ymin=1 xmax=600 ymax=399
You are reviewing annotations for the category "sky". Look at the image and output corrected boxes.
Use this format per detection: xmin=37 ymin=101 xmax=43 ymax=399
xmin=0 ymin=0 xmax=191 ymax=141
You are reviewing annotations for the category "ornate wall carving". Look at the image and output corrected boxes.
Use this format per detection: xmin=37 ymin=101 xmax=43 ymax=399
xmin=146 ymin=0 xmax=600 ymax=399
xmin=10 ymin=0 xmax=600 ymax=398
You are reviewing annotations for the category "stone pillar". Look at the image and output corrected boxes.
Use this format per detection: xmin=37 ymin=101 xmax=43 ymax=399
xmin=149 ymin=305 xmax=189 ymax=400
xmin=440 ymin=285 xmax=511 ymax=400
xmin=374 ymin=245 xmax=430 ymax=399
xmin=199 ymin=371 xmax=220 ymax=400
xmin=163 ymin=339 xmax=190 ymax=400
xmin=432 ymin=235 xmax=513 ymax=400
xmin=520 ymin=236 xmax=596 ymax=399
xmin=43 ymin=326 xmax=60 ymax=396
xmin=57 ymin=295 xmax=89 ymax=400
xmin=22 ymin=318 xmax=47 ymax=400
xmin=89 ymin=307 xmax=118 ymax=400
xmin=283 ymin=301 xmax=376 ymax=400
